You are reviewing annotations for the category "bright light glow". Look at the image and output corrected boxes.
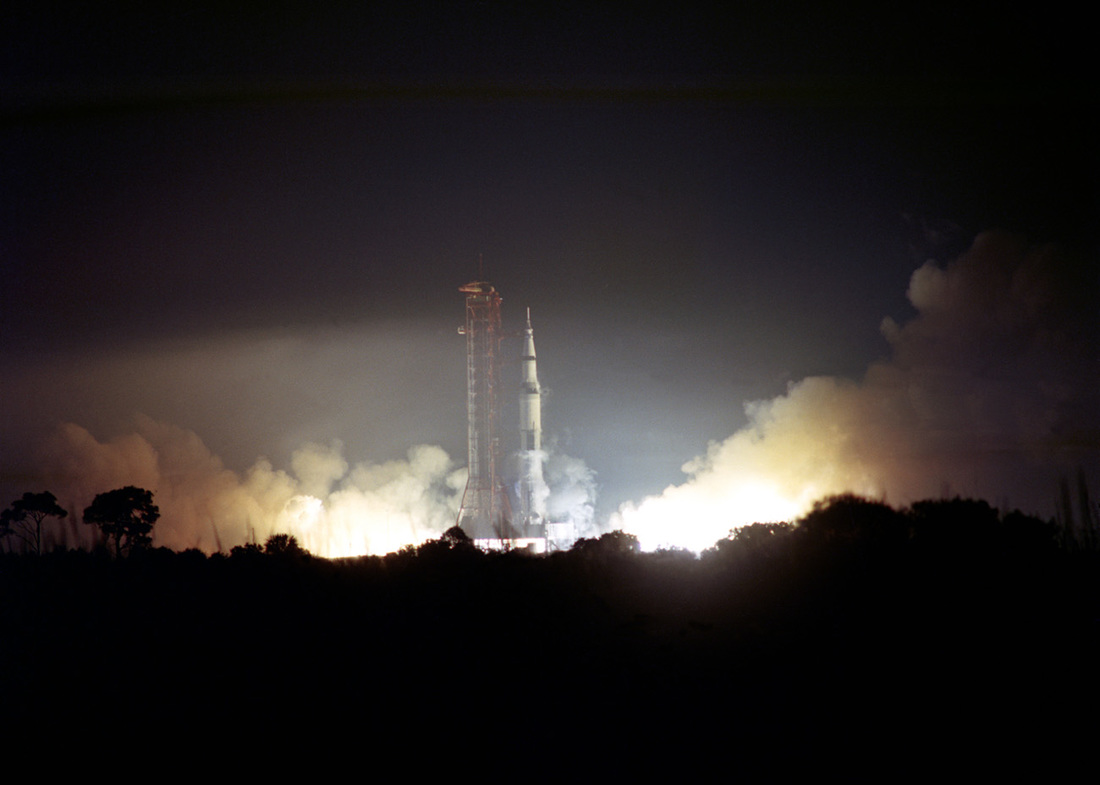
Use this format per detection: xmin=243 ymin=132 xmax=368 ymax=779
xmin=278 ymin=494 xmax=323 ymax=531
xmin=613 ymin=472 xmax=816 ymax=553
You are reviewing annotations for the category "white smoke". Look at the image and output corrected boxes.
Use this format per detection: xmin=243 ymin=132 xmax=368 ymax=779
xmin=545 ymin=449 xmax=599 ymax=538
xmin=33 ymin=416 xmax=599 ymax=556
xmin=34 ymin=415 xmax=462 ymax=556
xmin=615 ymin=231 xmax=1099 ymax=551
xmin=513 ymin=448 xmax=551 ymax=520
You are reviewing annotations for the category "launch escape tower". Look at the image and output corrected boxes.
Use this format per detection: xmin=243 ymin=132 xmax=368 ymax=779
xmin=456 ymin=279 xmax=512 ymax=539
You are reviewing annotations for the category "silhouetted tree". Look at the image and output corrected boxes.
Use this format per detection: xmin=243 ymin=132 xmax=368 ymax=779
xmin=413 ymin=526 xmax=484 ymax=564
xmin=264 ymin=533 xmax=306 ymax=557
xmin=229 ymin=542 xmax=265 ymax=560
xmin=0 ymin=491 xmax=68 ymax=554
xmin=703 ymin=522 xmax=794 ymax=565
xmin=907 ymin=497 xmax=999 ymax=551
xmin=571 ymin=530 xmax=640 ymax=558
xmin=440 ymin=525 xmax=473 ymax=549
xmin=999 ymin=509 xmax=1058 ymax=554
xmin=798 ymin=494 xmax=905 ymax=545
xmin=82 ymin=486 xmax=159 ymax=557
xmin=733 ymin=521 xmax=794 ymax=546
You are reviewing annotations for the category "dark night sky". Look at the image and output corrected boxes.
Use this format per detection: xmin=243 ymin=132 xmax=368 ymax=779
xmin=2 ymin=3 xmax=1096 ymax=552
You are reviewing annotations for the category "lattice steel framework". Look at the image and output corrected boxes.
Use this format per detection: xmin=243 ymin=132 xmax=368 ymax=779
xmin=457 ymin=280 xmax=512 ymax=538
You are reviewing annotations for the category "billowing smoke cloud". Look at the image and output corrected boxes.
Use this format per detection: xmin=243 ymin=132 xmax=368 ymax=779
xmin=616 ymin=232 xmax=1099 ymax=551
xmin=34 ymin=415 xmax=463 ymax=556
xmin=545 ymin=449 xmax=599 ymax=538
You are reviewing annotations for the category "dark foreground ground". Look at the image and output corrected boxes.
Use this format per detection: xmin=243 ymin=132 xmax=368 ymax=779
xmin=4 ymin=499 xmax=1099 ymax=775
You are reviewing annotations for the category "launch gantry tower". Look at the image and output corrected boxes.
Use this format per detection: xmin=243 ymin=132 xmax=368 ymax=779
xmin=457 ymin=278 xmax=512 ymax=539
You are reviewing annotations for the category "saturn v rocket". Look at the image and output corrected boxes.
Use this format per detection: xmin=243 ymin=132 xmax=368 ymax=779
xmin=517 ymin=307 xmax=549 ymax=531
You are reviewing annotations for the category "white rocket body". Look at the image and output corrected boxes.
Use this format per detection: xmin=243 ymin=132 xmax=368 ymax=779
xmin=518 ymin=308 xmax=548 ymax=527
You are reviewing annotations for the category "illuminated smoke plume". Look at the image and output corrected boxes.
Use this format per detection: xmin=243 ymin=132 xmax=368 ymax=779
xmin=615 ymin=231 xmax=1099 ymax=552
xmin=33 ymin=417 xmax=598 ymax=556
xmin=35 ymin=416 xmax=462 ymax=556
xmin=545 ymin=449 xmax=599 ymax=538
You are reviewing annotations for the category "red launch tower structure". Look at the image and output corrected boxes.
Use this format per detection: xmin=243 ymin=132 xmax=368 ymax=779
xmin=457 ymin=278 xmax=512 ymax=539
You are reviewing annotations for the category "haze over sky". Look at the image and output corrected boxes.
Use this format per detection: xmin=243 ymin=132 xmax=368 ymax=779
xmin=2 ymin=3 xmax=1096 ymax=553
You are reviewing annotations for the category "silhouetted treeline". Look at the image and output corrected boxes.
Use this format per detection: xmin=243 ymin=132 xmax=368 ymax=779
xmin=1 ymin=484 xmax=159 ymax=557
xmin=3 ymin=496 xmax=1098 ymax=774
